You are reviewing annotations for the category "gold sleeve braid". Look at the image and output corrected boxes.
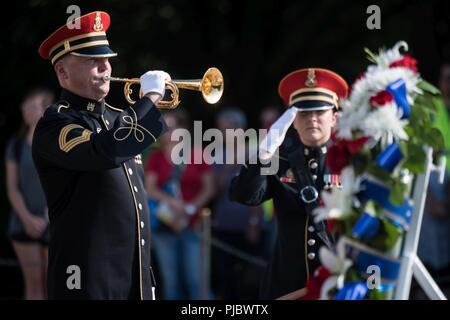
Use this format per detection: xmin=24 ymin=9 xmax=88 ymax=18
xmin=59 ymin=124 xmax=92 ymax=153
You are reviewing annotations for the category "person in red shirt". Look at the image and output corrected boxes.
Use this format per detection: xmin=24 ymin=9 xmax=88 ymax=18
xmin=145 ymin=110 xmax=214 ymax=299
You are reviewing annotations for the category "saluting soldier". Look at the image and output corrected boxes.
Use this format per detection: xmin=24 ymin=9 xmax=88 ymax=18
xmin=229 ymin=68 xmax=348 ymax=299
xmin=33 ymin=11 xmax=169 ymax=299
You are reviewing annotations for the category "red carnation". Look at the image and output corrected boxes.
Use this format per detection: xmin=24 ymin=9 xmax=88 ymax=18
xmin=347 ymin=136 xmax=369 ymax=154
xmin=389 ymin=55 xmax=418 ymax=73
xmin=327 ymin=135 xmax=369 ymax=174
xmin=369 ymin=90 xmax=393 ymax=107
xmin=301 ymin=266 xmax=332 ymax=300
xmin=327 ymin=142 xmax=349 ymax=175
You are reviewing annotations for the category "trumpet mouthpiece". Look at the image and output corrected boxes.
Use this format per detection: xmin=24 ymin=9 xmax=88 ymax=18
xmin=102 ymin=75 xmax=111 ymax=81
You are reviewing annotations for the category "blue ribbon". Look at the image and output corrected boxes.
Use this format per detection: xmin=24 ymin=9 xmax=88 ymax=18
xmin=352 ymin=212 xmax=380 ymax=238
xmin=334 ymin=281 xmax=368 ymax=300
xmin=344 ymin=238 xmax=401 ymax=282
xmin=375 ymin=143 xmax=403 ymax=172
xmin=359 ymin=179 xmax=413 ymax=230
xmin=386 ymin=78 xmax=410 ymax=119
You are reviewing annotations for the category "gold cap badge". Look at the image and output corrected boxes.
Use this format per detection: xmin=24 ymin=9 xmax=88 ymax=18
xmin=305 ymin=68 xmax=317 ymax=87
xmin=93 ymin=12 xmax=104 ymax=31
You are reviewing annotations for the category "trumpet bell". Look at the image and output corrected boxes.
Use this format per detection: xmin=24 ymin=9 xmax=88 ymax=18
xmin=200 ymin=67 xmax=224 ymax=104
xmin=171 ymin=67 xmax=224 ymax=107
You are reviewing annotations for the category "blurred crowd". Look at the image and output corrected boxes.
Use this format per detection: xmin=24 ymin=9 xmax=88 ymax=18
xmin=2 ymin=64 xmax=450 ymax=300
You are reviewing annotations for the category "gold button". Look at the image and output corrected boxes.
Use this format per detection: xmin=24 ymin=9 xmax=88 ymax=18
xmin=308 ymin=239 xmax=316 ymax=246
xmin=308 ymin=226 xmax=315 ymax=232
xmin=308 ymin=253 xmax=315 ymax=260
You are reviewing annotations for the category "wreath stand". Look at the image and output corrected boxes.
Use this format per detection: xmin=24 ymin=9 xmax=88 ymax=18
xmin=394 ymin=147 xmax=447 ymax=300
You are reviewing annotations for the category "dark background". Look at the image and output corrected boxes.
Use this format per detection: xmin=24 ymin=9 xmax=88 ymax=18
xmin=1 ymin=0 xmax=450 ymax=298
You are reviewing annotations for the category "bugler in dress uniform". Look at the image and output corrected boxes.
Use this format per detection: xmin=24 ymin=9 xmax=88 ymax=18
xmin=229 ymin=68 xmax=348 ymax=299
xmin=34 ymin=11 xmax=166 ymax=299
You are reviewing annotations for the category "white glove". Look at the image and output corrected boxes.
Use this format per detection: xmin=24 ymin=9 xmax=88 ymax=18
xmin=140 ymin=70 xmax=171 ymax=97
xmin=259 ymin=107 xmax=299 ymax=160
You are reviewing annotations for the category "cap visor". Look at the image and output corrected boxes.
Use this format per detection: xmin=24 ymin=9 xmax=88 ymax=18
xmin=70 ymin=45 xmax=117 ymax=58
xmin=293 ymin=100 xmax=335 ymax=111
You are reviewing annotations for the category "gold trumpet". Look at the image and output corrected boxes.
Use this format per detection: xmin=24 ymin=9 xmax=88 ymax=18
xmin=103 ymin=67 xmax=224 ymax=109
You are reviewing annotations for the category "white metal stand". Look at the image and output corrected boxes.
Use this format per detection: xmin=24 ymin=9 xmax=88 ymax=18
xmin=394 ymin=147 xmax=447 ymax=300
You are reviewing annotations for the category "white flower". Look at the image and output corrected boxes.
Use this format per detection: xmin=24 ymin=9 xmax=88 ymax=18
xmin=337 ymin=99 xmax=370 ymax=139
xmin=337 ymin=66 xmax=418 ymax=145
xmin=319 ymin=239 xmax=353 ymax=300
xmin=337 ymin=62 xmax=420 ymax=141
xmin=319 ymin=245 xmax=352 ymax=274
xmin=361 ymin=102 xmax=409 ymax=147
xmin=313 ymin=167 xmax=361 ymax=223
xmin=338 ymin=41 xmax=421 ymax=144
xmin=350 ymin=68 xmax=421 ymax=111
